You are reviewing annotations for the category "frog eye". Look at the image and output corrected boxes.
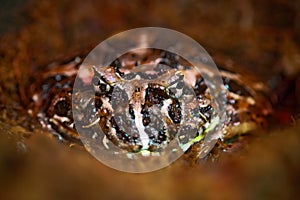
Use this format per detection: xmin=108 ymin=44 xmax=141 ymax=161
xmin=53 ymin=100 xmax=71 ymax=117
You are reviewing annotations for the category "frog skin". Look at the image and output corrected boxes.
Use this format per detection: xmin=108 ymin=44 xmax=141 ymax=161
xmin=28 ymin=49 xmax=272 ymax=155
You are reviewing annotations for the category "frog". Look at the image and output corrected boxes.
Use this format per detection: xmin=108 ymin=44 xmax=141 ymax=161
xmin=28 ymin=48 xmax=272 ymax=158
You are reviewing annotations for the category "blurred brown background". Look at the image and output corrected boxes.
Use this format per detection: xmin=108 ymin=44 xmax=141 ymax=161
xmin=0 ymin=0 xmax=299 ymax=199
